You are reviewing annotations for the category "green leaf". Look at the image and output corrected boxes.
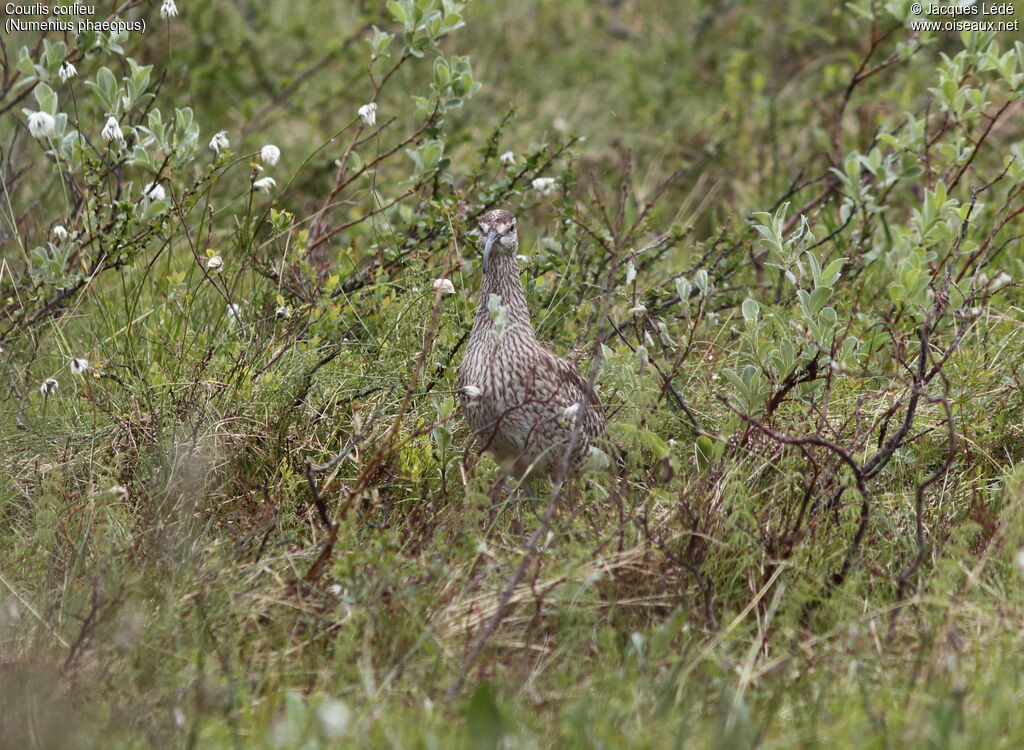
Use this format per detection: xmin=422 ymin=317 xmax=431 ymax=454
xmin=819 ymin=258 xmax=845 ymax=288
xmin=465 ymin=684 xmax=506 ymax=750
xmin=741 ymin=297 xmax=760 ymax=325
xmin=97 ymin=66 xmax=116 ymax=100
xmin=720 ymin=368 xmax=748 ymax=397
xmin=17 ymin=46 xmax=35 ymax=76
xmin=33 ymin=82 xmax=57 ymax=114
xmin=369 ymin=25 xmax=394 ymax=56
xmin=806 ymin=286 xmax=832 ymax=316
xmin=638 ymin=428 xmax=670 ymax=459
xmin=695 ymin=436 xmax=716 ymax=472
xmin=387 ymin=0 xmax=415 ymax=30
xmin=674 ymin=277 xmax=691 ymax=304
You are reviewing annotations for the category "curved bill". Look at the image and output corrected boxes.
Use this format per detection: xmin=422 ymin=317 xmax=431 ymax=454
xmin=482 ymin=229 xmax=499 ymax=274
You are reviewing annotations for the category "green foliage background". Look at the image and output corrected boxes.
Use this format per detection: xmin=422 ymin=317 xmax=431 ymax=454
xmin=2 ymin=0 xmax=1024 ymax=747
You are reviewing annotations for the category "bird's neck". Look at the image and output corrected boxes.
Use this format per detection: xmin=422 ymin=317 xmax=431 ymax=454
xmin=474 ymin=252 xmax=537 ymax=341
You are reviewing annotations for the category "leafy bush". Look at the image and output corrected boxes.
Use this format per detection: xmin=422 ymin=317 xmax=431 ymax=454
xmin=2 ymin=0 xmax=1024 ymax=747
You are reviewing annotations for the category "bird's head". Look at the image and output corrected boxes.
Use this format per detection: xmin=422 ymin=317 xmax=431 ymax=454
xmin=477 ymin=209 xmax=518 ymax=273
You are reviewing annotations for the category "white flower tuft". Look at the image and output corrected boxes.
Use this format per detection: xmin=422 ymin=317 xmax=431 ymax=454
xmin=59 ymin=61 xmax=77 ymax=82
xmin=52 ymin=225 xmax=68 ymax=241
xmin=585 ymin=445 xmax=611 ymax=469
xmin=143 ymin=181 xmax=166 ymax=201
xmin=109 ymin=484 xmax=129 ymax=500
xmin=160 ymin=0 xmax=178 ymax=18
xmin=28 ymin=111 xmax=56 ymax=139
xmin=433 ymin=278 xmax=455 ymax=296
xmin=358 ymin=102 xmax=377 ymax=127
xmin=275 ymin=305 xmax=292 ymax=319
xmin=252 ymin=176 xmax=276 ymax=193
xmin=39 ymin=377 xmax=58 ymax=397
xmin=499 ymin=150 xmax=515 ymax=165
xmin=990 ymin=271 xmax=1013 ymax=292
xmin=260 ymin=144 xmax=280 ymax=166
xmin=532 ymin=177 xmax=556 ymax=197
xmin=70 ymin=358 xmax=89 ymax=376
xmin=209 ymin=130 xmax=229 ymax=152
xmin=206 ymin=255 xmax=223 ymax=274
xmin=101 ymin=115 xmax=124 ymax=144
xmin=316 ymin=699 xmax=351 ymax=738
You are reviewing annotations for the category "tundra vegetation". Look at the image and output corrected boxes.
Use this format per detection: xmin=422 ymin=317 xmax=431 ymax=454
xmin=2 ymin=0 xmax=1024 ymax=747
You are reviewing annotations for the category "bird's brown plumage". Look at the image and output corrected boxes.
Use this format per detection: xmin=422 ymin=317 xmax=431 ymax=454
xmin=457 ymin=209 xmax=606 ymax=480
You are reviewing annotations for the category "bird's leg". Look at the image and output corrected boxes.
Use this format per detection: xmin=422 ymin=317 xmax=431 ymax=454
xmin=492 ymin=471 xmax=541 ymax=537
xmin=486 ymin=471 xmax=513 ymax=529
xmin=523 ymin=476 xmax=544 ymax=508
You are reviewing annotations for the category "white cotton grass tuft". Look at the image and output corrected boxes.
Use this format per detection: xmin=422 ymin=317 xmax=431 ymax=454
xmin=500 ymin=150 xmax=515 ymax=165
xmin=160 ymin=0 xmax=178 ymax=19
xmin=28 ymin=111 xmax=56 ymax=139
xmin=433 ymin=278 xmax=455 ymax=296
xmin=316 ymin=699 xmax=351 ymax=738
xmin=252 ymin=176 xmax=276 ymax=193
xmin=206 ymin=255 xmax=223 ymax=274
xmin=39 ymin=378 xmax=58 ymax=397
xmin=990 ymin=271 xmax=1013 ymax=292
xmin=143 ymin=181 xmax=166 ymax=201
xmin=52 ymin=225 xmax=68 ymax=241
xmin=260 ymin=144 xmax=280 ymax=166
xmin=101 ymin=115 xmax=124 ymax=144
xmin=532 ymin=177 xmax=556 ymax=197
xmin=59 ymin=61 xmax=77 ymax=82
xmin=585 ymin=445 xmax=611 ymax=469
xmin=209 ymin=130 xmax=229 ymax=152
xmin=358 ymin=102 xmax=377 ymax=127
xmin=275 ymin=305 xmax=292 ymax=319
xmin=70 ymin=358 xmax=89 ymax=376
xmin=109 ymin=484 xmax=129 ymax=500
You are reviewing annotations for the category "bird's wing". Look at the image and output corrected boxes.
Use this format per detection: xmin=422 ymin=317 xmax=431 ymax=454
xmin=541 ymin=349 xmax=605 ymax=416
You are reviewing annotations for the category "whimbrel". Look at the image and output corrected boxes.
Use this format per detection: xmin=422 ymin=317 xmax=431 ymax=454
xmin=457 ymin=209 xmax=606 ymax=481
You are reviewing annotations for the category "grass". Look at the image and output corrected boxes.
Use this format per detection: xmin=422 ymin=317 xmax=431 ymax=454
xmin=3 ymin=0 xmax=1024 ymax=747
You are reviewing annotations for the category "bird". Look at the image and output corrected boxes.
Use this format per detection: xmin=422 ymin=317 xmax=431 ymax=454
xmin=457 ymin=209 xmax=606 ymax=483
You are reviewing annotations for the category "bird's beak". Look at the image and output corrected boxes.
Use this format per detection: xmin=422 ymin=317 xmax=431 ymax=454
xmin=482 ymin=228 xmax=499 ymax=274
